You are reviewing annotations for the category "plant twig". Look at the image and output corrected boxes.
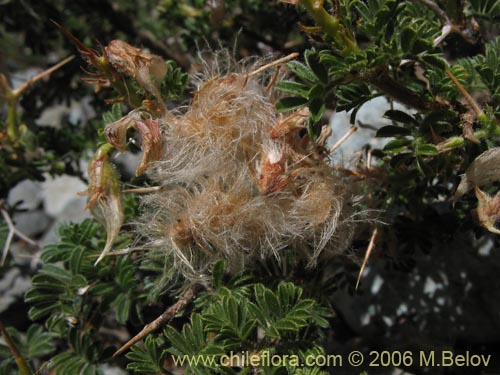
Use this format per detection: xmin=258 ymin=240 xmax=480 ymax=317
xmin=1 ymin=208 xmax=16 ymax=266
xmin=113 ymin=284 xmax=202 ymax=357
xmin=412 ymin=0 xmax=477 ymax=46
xmin=0 ymin=56 xmax=74 ymax=142
xmin=1 ymin=205 xmax=40 ymax=266
xmin=356 ymin=227 xmax=378 ymax=290
xmin=0 ymin=320 xmax=32 ymax=375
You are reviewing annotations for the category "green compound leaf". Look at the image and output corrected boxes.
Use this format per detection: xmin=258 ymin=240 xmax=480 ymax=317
xmin=126 ymin=335 xmax=167 ymax=374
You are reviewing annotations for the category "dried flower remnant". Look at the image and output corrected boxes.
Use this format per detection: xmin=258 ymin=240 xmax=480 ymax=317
xmin=104 ymin=112 xmax=142 ymax=152
xmin=54 ymin=23 xmax=167 ymax=107
xmin=85 ymin=144 xmax=124 ymax=264
xmin=104 ymin=112 xmax=163 ymax=175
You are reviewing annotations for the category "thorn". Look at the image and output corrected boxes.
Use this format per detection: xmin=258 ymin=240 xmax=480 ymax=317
xmin=51 ymin=20 xmax=90 ymax=53
xmin=264 ymin=65 xmax=281 ymax=94
xmin=113 ymin=284 xmax=201 ymax=357
xmin=356 ymin=227 xmax=378 ymax=290
xmin=366 ymin=148 xmax=372 ymax=170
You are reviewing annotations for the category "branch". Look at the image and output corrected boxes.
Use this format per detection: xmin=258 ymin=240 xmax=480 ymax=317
xmin=113 ymin=284 xmax=202 ymax=357
xmin=366 ymin=66 xmax=447 ymax=112
xmin=289 ymin=0 xmax=358 ymax=54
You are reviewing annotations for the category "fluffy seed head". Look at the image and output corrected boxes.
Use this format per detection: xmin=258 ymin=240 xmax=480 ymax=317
xmin=138 ymin=54 xmax=360 ymax=279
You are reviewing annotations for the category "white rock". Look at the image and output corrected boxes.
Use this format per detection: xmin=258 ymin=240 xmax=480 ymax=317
xmin=41 ymin=198 xmax=91 ymax=246
xmin=7 ymin=179 xmax=43 ymax=210
xmin=36 ymin=96 xmax=95 ymax=128
xmin=0 ymin=268 xmax=32 ymax=313
xmin=41 ymin=174 xmax=87 ymax=217
xmin=99 ymin=364 xmax=127 ymax=375
xmin=330 ymin=96 xmax=414 ymax=159
xmin=11 ymin=210 xmax=51 ymax=237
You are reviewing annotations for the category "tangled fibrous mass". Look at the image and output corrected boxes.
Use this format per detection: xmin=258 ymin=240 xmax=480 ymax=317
xmin=136 ymin=55 xmax=360 ymax=279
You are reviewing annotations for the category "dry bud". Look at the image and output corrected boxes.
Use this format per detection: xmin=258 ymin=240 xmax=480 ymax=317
xmin=105 ymin=40 xmax=168 ymax=101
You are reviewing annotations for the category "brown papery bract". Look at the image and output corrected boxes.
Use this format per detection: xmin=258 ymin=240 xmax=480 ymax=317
xmin=138 ymin=54 xmax=360 ymax=280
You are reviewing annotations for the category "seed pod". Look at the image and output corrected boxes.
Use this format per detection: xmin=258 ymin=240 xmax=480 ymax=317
xmin=455 ymin=147 xmax=500 ymax=201
xmin=86 ymin=144 xmax=124 ymax=264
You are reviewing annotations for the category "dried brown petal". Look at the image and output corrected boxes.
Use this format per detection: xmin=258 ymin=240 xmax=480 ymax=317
xmin=136 ymin=56 xmax=168 ymax=101
xmin=475 ymin=187 xmax=500 ymax=235
xmin=455 ymin=147 xmax=500 ymax=201
xmin=104 ymin=111 xmax=162 ymax=175
xmin=104 ymin=113 xmax=140 ymax=152
xmin=105 ymin=40 xmax=141 ymax=77
xmin=135 ymin=119 xmax=162 ymax=175
xmin=86 ymin=144 xmax=124 ymax=264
